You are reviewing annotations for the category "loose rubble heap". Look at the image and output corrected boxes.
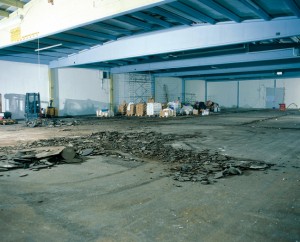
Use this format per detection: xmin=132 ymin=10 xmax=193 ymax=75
xmin=0 ymin=131 xmax=273 ymax=183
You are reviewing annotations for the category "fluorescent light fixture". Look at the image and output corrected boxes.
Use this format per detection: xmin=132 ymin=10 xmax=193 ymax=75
xmin=35 ymin=43 xmax=62 ymax=52
xmin=276 ymin=71 xmax=283 ymax=76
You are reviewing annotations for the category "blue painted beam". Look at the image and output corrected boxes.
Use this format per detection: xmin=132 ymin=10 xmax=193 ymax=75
xmin=111 ymin=49 xmax=298 ymax=73
xmin=0 ymin=56 xmax=50 ymax=65
xmin=117 ymin=15 xmax=153 ymax=30
xmin=38 ymin=38 xmax=90 ymax=50
xmin=198 ymin=0 xmax=242 ymax=22
xmin=284 ymin=0 xmax=300 ymax=17
xmin=168 ymin=2 xmax=216 ymax=24
xmin=239 ymin=0 xmax=271 ymax=20
xmin=49 ymin=18 xmax=300 ymax=68
xmin=52 ymin=33 xmax=102 ymax=45
xmin=132 ymin=12 xmax=172 ymax=28
xmin=184 ymin=71 xmax=300 ymax=81
xmin=72 ymin=28 xmax=117 ymax=40
xmin=153 ymin=62 xmax=300 ymax=77
xmin=150 ymin=7 xmax=193 ymax=25
xmin=91 ymin=23 xmax=133 ymax=35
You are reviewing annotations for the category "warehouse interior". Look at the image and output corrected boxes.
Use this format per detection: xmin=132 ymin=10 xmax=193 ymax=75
xmin=0 ymin=0 xmax=299 ymax=241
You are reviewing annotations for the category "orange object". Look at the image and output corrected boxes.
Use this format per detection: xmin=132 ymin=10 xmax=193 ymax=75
xmin=279 ymin=103 xmax=286 ymax=111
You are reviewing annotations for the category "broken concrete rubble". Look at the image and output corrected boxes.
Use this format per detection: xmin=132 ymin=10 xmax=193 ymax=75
xmin=0 ymin=131 xmax=273 ymax=183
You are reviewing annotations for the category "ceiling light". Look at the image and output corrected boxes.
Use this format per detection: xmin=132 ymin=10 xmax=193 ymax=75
xmin=276 ymin=71 xmax=283 ymax=76
xmin=35 ymin=43 xmax=62 ymax=52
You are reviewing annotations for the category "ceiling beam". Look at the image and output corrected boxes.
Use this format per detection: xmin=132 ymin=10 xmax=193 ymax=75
xmin=110 ymin=49 xmax=299 ymax=73
xmin=198 ymin=0 xmax=242 ymax=22
xmin=168 ymin=2 xmax=216 ymax=24
xmin=51 ymin=33 xmax=102 ymax=45
xmin=284 ymin=0 xmax=300 ymax=17
xmin=71 ymin=28 xmax=117 ymax=41
xmin=0 ymin=0 xmax=25 ymax=8
xmin=203 ymin=71 xmax=300 ymax=81
xmin=117 ymin=15 xmax=153 ymax=30
xmin=239 ymin=0 xmax=271 ymax=21
xmin=0 ymin=9 xmax=9 ymax=17
xmin=0 ymin=56 xmax=50 ymax=64
xmin=150 ymin=7 xmax=193 ymax=26
xmin=49 ymin=18 xmax=300 ymax=69
xmin=91 ymin=23 xmax=133 ymax=35
xmin=153 ymin=62 xmax=300 ymax=77
xmin=131 ymin=12 xmax=172 ymax=28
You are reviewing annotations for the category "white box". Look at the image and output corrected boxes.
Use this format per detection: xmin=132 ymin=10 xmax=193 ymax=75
xmin=147 ymin=103 xmax=162 ymax=116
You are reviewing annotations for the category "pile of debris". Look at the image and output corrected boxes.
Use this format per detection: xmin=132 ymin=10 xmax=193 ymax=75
xmin=0 ymin=131 xmax=273 ymax=183
xmin=0 ymin=146 xmax=82 ymax=173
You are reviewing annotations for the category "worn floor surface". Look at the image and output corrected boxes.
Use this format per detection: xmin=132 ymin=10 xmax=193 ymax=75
xmin=0 ymin=110 xmax=299 ymax=242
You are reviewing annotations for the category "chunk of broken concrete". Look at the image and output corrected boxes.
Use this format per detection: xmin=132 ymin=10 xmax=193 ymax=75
xmin=61 ymin=147 xmax=76 ymax=161
xmin=81 ymin=148 xmax=94 ymax=156
xmin=214 ymin=171 xmax=224 ymax=179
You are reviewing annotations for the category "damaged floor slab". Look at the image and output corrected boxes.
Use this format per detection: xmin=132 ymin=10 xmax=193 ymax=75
xmin=0 ymin=110 xmax=299 ymax=242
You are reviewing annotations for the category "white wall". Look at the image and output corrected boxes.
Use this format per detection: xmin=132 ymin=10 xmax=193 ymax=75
xmin=185 ymin=80 xmax=205 ymax=102
xmin=155 ymin=77 xmax=182 ymax=103
xmin=276 ymin=78 xmax=300 ymax=108
xmin=208 ymin=81 xmax=238 ymax=108
xmin=0 ymin=60 xmax=49 ymax=119
xmin=57 ymin=68 xmax=110 ymax=116
xmin=113 ymin=73 xmax=153 ymax=108
xmin=183 ymin=77 xmax=300 ymax=108
xmin=239 ymin=79 xmax=274 ymax=108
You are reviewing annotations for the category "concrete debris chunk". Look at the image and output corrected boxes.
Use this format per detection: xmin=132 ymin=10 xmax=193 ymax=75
xmin=0 ymin=131 xmax=273 ymax=183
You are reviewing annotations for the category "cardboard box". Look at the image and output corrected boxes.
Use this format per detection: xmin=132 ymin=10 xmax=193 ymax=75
xmin=193 ymin=109 xmax=199 ymax=115
xmin=136 ymin=103 xmax=146 ymax=116
xmin=126 ymin=103 xmax=136 ymax=116
xmin=202 ymin=109 xmax=209 ymax=116
xmin=118 ymin=103 xmax=127 ymax=115
xmin=160 ymin=108 xmax=176 ymax=118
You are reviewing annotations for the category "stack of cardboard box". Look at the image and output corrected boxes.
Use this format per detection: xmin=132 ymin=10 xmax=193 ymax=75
xmin=126 ymin=103 xmax=136 ymax=116
xmin=118 ymin=101 xmax=127 ymax=115
xmin=136 ymin=103 xmax=146 ymax=116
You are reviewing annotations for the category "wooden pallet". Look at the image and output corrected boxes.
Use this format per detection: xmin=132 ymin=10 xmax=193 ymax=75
xmin=0 ymin=119 xmax=17 ymax=125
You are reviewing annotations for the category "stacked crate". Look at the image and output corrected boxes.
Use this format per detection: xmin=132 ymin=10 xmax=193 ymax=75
xmin=126 ymin=103 xmax=136 ymax=116
xmin=147 ymin=103 xmax=162 ymax=116
xmin=118 ymin=102 xmax=127 ymax=115
xmin=136 ymin=103 xmax=146 ymax=116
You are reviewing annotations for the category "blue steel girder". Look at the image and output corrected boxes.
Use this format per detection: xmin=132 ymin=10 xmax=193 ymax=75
xmin=149 ymin=7 xmax=194 ymax=26
xmin=49 ymin=18 xmax=300 ymax=69
xmin=239 ymin=0 xmax=272 ymax=21
xmin=71 ymin=28 xmax=118 ymax=40
xmin=132 ymin=12 xmax=173 ymax=28
xmin=197 ymin=0 xmax=242 ymax=22
xmin=117 ymin=15 xmax=153 ymax=30
xmin=153 ymin=62 xmax=300 ymax=77
xmin=111 ymin=49 xmax=299 ymax=73
xmin=168 ymin=2 xmax=216 ymax=24
xmin=284 ymin=0 xmax=300 ymax=18
xmin=202 ymin=71 xmax=300 ymax=81
xmin=0 ymin=56 xmax=50 ymax=64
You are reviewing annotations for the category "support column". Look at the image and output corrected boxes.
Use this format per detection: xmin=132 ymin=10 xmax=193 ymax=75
xmin=151 ymin=75 xmax=155 ymax=100
xmin=182 ymin=78 xmax=186 ymax=103
xmin=273 ymin=79 xmax=277 ymax=109
xmin=205 ymin=81 xmax=208 ymax=102
xmin=48 ymin=68 xmax=59 ymax=116
xmin=237 ymin=81 xmax=240 ymax=108
xmin=109 ymin=73 xmax=114 ymax=112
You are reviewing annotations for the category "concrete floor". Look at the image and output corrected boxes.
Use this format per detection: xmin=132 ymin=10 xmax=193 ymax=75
xmin=0 ymin=110 xmax=299 ymax=242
